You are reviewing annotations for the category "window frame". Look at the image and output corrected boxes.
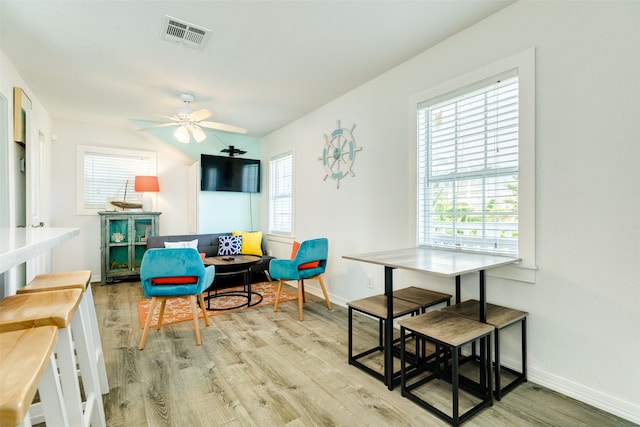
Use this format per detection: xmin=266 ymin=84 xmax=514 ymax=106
xmin=410 ymin=48 xmax=536 ymax=283
xmin=268 ymin=151 xmax=294 ymax=236
xmin=76 ymin=145 xmax=157 ymax=215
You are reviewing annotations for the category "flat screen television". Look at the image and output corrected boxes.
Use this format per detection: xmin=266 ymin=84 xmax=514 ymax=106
xmin=200 ymin=154 xmax=261 ymax=193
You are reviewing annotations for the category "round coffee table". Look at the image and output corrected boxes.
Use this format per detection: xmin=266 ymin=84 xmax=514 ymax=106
xmin=202 ymin=255 xmax=263 ymax=310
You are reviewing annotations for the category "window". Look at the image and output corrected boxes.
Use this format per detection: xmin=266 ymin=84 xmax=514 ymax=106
xmin=269 ymin=152 xmax=293 ymax=235
xmin=77 ymin=146 xmax=156 ymax=215
xmin=418 ymin=73 xmax=519 ymax=255
xmin=413 ymin=48 xmax=535 ymax=275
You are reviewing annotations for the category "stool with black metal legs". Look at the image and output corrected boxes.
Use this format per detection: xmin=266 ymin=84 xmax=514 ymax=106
xmin=442 ymin=299 xmax=528 ymax=400
xmin=348 ymin=295 xmax=422 ymax=388
xmin=398 ymin=310 xmax=493 ymax=427
xmin=393 ymin=286 xmax=452 ymax=313
xmin=392 ymin=286 xmax=452 ymax=363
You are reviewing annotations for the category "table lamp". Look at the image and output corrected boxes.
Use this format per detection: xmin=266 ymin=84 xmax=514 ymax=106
xmin=134 ymin=176 xmax=160 ymax=211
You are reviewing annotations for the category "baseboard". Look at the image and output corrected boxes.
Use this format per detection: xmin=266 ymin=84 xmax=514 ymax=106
xmin=524 ymin=361 xmax=640 ymax=425
xmin=306 ymin=284 xmax=639 ymax=424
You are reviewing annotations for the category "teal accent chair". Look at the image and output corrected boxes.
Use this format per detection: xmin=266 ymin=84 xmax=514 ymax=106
xmin=269 ymin=238 xmax=332 ymax=320
xmin=139 ymin=248 xmax=215 ymax=349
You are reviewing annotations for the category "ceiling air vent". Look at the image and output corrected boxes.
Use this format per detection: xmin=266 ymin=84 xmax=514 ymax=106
xmin=160 ymin=15 xmax=211 ymax=50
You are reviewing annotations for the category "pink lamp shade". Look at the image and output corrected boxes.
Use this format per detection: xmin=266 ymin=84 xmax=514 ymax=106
xmin=134 ymin=176 xmax=160 ymax=193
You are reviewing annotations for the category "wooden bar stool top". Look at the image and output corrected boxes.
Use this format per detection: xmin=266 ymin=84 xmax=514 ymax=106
xmin=348 ymin=295 xmax=421 ymax=319
xmin=18 ymin=270 xmax=91 ymax=293
xmin=0 ymin=289 xmax=83 ymax=333
xmin=18 ymin=271 xmax=111 ymax=397
xmin=393 ymin=286 xmax=451 ymax=308
xmin=442 ymin=299 xmax=528 ymax=328
xmin=0 ymin=326 xmax=59 ymax=426
xmin=399 ymin=310 xmax=494 ymax=347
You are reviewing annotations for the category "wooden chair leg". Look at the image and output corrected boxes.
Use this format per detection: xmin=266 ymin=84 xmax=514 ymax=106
xmin=139 ymin=297 xmax=158 ymax=350
xmin=198 ymin=293 xmax=210 ymax=326
xmin=316 ymin=274 xmax=332 ymax=310
xmin=189 ymin=295 xmax=202 ymax=346
xmin=298 ymin=280 xmax=304 ymax=321
xmin=157 ymin=298 xmax=168 ymax=330
xmin=274 ymin=280 xmax=284 ymax=312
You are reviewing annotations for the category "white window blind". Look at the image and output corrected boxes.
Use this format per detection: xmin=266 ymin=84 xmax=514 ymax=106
xmin=269 ymin=152 xmax=293 ymax=235
xmin=418 ymin=72 xmax=519 ymax=255
xmin=79 ymin=147 xmax=154 ymax=212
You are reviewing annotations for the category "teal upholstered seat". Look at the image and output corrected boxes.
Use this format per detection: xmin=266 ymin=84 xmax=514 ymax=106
xmin=139 ymin=248 xmax=215 ymax=349
xmin=269 ymin=238 xmax=332 ymax=320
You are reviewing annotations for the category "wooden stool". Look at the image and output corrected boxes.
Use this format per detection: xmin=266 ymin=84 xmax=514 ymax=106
xmin=347 ymin=295 xmax=422 ymax=388
xmin=393 ymin=286 xmax=452 ymax=312
xmin=0 ymin=290 xmax=106 ymax=427
xmin=17 ymin=270 xmax=109 ymax=395
xmin=398 ymin=310 xmax=493 ymax=427
xmin=442 ymin=299 xmax=528 ymax=400
xmin=0 ymin=326 xmax=69 ymax=426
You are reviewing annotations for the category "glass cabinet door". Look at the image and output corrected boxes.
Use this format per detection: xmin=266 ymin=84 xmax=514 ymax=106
xmin=100 ymin=211 xmax=160 ymax=284
xmin=132 ymin=216 xmax=155 ymax=270
xmin=107 ymin=217 xmax=130 ymax=273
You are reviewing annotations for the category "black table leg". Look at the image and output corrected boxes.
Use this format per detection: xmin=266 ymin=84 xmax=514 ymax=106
xmin=385 ymin=266 xmax=394 ymax=390
xmin=479 ymin=270 xmax=486 ymax=323
xmin=455 ymin=275 xmax=461 ymax=304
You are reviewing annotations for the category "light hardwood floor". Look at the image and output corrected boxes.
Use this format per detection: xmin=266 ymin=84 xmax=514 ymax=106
xmin=93 ymin=281 xmax=634 ymax=427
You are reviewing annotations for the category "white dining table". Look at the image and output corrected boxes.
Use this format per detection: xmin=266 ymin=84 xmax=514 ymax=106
xmin=343 ymin=247 xmax=520 ymax=389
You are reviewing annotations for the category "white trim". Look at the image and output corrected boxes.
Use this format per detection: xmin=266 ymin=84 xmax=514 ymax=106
xmin=526 ymin=363 xmax=640 ymax=425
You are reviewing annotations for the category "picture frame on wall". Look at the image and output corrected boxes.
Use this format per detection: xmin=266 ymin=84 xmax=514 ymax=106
xmin=13 ymin=87 xmax=32 ymax=145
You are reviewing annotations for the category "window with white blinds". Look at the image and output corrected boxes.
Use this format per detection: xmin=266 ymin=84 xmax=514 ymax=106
xmin=77 ymin=146 xmax=156 ymax=214
xmin=418 ymin=72 xmax=519 ymax=255
xmin=269 ymin=152 xmax=293 ymax=235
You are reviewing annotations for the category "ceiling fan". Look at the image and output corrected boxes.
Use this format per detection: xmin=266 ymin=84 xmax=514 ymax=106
xmin=220 ymin=145 xmax=247 ymax=156
xmin=137 ymin=93 xmax=247 ymax=143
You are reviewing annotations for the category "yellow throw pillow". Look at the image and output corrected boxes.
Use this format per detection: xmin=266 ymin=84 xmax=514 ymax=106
xmin=232 ymin=231 xmax=263 ymax=256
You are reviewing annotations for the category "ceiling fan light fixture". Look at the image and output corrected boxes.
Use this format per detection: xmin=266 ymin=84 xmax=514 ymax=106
xmin=174 ymin=125 xmax=190 ymax=143
xmin=192 ymin=126 xmax=206 ymax=143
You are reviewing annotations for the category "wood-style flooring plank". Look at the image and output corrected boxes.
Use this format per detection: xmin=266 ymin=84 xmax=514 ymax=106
xmin=92 ymin=281 xmax=635 ymax=427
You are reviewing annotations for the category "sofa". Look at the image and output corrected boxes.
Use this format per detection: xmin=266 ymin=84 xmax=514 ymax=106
xmin=146 ymin=232 xmax=274 ymax=288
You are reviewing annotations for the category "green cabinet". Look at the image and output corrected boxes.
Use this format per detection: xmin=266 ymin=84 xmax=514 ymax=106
xmin=98 ymin=211 xmax=161 ymax=285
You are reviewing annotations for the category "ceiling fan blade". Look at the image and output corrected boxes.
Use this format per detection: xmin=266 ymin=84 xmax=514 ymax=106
xmin=137 ymin=122 xmax=180 ymax=131
xmin=199 ymin=120 xmax=247 ymax=134
xmin=157 ymin=114 xmax=180 ymax=121
xmin=188 ymin=108 xmax=213 ymax=122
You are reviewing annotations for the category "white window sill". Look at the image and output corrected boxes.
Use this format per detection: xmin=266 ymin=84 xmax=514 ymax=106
xmin=487 ymin=262 xmax=537 ymax=284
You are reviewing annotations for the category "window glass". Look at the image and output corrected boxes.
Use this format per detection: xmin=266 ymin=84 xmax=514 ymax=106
xmin=77 ymin=146 xmax=156 ymax=214
xmin=269 ymin=152 xmax=293 ymax=235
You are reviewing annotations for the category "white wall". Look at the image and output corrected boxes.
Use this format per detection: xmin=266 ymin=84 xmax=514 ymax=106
xmin=0 ymin=50 xmax=54 ymax=294
xmin=48 ymin=120 xmax=195 ymax=281
xmin=261 ymin=1 xmax=640 ymax=423
xmin=198 ymin=191 xmax=262 ymax=233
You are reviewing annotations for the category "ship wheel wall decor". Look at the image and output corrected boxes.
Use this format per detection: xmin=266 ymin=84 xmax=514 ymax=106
xmin=319 ymin=120 xmax=363 ymax=188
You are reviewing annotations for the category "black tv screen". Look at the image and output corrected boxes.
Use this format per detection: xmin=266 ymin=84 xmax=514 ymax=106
xmin=201 ymin=154 xmax=261 ymax=193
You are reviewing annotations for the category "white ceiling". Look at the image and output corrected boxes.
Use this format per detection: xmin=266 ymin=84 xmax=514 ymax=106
xmin=0 ymin=1 xmax=514 ymax=138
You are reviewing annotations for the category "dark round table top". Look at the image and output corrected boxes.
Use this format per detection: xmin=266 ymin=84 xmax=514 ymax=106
xmin=203 ymin=255 xmax=261 ymax=269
